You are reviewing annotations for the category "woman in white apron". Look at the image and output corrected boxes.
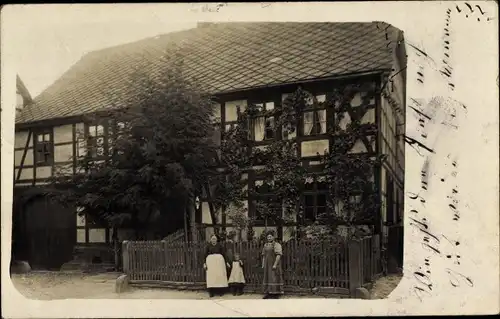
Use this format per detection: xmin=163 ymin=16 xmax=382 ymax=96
xmin=203 ymin=234 xmax=230 ymax=297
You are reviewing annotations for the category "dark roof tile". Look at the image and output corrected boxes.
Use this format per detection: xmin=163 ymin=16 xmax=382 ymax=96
xmin=17 ymin=22 xmax=401 ymax=124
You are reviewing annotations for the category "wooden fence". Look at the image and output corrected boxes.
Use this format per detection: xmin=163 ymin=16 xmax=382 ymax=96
xmin=387 ymin=225 xmax=404 ymax=272
xmin=122 ymin=235 xmax=381 ymax=297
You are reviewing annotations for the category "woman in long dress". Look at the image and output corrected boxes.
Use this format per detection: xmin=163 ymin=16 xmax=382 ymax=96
xmin=261 ymin=231 xmax=284 ymax=299
xmin=203 ymin=234 xmax=230 ymax=297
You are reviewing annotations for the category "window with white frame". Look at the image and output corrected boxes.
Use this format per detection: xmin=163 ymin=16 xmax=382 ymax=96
xmin=303 ymin=94 xmax=327 ymax=136
xmin=224 ymin=100 xmax=246 ymax=132
xmin=109 ymin=120 xmax=127 ymax=156
xmin=303 ymin=175 xmax=328 ymax=221
xmin=281 ymin=93 xmax=297 ymax=140
xmin=86 ymin=122 xmax=107 ymax=158
xmin=253 ymin=101 xmax=275 ymax=141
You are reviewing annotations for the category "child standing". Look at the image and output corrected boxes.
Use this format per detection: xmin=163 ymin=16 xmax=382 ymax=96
xmin=228 ymin=253 xmax=245 ymax=295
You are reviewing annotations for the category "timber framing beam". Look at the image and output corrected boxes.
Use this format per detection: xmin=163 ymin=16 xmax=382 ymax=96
xmin=15 ymin=130 xmax=32 ymax=182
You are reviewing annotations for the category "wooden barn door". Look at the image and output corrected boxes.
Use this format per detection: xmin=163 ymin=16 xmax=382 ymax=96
xmin=24 ymin=196 xmax=76 ymax=270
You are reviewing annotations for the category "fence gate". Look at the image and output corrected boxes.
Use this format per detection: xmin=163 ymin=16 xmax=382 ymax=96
xmin=24 ymin=196 xmax=76 ymax=270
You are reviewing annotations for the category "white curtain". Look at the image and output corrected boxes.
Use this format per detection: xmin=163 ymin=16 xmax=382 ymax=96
xmin=254 ymin=117 xmax=265 ymax=141
xmin=97 ymin=125 xmax=104 ymax=136
xmin=225 ymin=104 xmax=238 ymax=122
xmin=304 ymin=111 xmax=314 ymax=135
xmin=317 ymin=109 xmax=326 ymax=134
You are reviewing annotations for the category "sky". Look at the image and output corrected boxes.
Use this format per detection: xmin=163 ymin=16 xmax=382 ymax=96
xmin=9 ymin=5 xmax=197 ymax=97
xmin=4 ymin=2 xmax=463 ymax=99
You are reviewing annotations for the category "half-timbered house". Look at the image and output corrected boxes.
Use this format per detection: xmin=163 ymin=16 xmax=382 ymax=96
xmin=12 ymin=22 xmax=406 ymax=269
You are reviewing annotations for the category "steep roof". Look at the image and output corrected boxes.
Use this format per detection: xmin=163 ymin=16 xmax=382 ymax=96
xmin=17 ymin=22 xmax=401 ymax=125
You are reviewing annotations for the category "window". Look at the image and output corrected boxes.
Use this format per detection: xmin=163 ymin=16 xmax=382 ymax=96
xmin=34 ymin=130 xmax=53 ymax=166
xmin=109 ymin=120 xmax=127 ymax=156
xmin=86 ymin=123 xmax=107 ymax=158
xmin=253 ymin=101 xmax=275 ymax=141
xmin=303 ymin=94 xmax=327 ymax=136
xmin=225 ymin=122 xmax=239 ymax=132
xmin=303 ymin=176 xmax=328 ymax=221
xmin=253 ymin=179 xmax=281 ymax=223
xmin=281 ymin=94 xmax=297 ymax=140
xmin=224 ymin=100 xmax=246 ymax=132
xmin=116 ymin=121 xmax=126 ymax=135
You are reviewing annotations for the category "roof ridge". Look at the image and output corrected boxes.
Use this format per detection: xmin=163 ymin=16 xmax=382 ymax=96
xmin=18 ymin=22 xmax=402 ymax=125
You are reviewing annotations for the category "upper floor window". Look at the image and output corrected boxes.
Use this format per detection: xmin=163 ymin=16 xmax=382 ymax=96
xmin=34 ymin=129 xmax=53 ymax=166
xmin=281 ymin=94 xmax=297 ymax=140
xmin=86 ymin=122 xmax=108 ymax=159
xmin=224 ymin=100 xmax=246 ymax=132
xmin=253 ymin=101 xmax=275 ymax=141
xmin=303 ymin=94 xmax=327 ymax=136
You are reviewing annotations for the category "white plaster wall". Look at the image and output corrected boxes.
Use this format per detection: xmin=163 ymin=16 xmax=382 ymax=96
xmin=15 ymin=168 xmax=33 ymax=181
xmin=15 ymin=131 xmax=32 ymax=148
xmin=53 ymin=124 xmax=74 ymax=144
xmin=201 ymin=202 xmax=222 ymax=224
xmin=36 ymin=166 xmax=52 ymax=179
xmin=348 ymin=139 xmax=367 ymax=154
xmin=360 ymin=108 xmax=375 ymax=124
xmin=14 ymin=149 xmax=33 ymax=166
xmin=54 ymin=144 xmax=73 ymax=162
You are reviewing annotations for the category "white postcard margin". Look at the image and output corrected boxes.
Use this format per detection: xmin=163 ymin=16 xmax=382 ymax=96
xmin=1 ymin=2 xmax=499 ymax=317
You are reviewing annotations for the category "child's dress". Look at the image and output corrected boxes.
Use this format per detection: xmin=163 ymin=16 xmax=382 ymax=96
xmin=228 ymin=260 xmax=245 ymax=295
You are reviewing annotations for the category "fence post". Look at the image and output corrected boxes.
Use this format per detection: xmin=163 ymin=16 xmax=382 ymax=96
xmin=348 ymin=239 xmax=362 ymax=296
xmin=122 ymin=241 xmax=130 ymax=274
xmin=161 ymin=240 xmax=167 ymax=281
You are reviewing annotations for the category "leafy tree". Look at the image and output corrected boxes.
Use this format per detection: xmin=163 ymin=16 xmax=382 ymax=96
xmin=47 ymin=54 xmax=220 ymax=241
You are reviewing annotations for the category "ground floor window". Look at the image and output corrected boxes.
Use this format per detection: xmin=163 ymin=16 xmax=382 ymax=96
xmin=76 ymin=207 xmax=111 ymax=244
xmin=302 ymin=176 xmax=328 ymax=222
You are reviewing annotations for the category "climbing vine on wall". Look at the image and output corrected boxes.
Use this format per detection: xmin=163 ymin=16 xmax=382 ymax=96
xmin=214 ymin=81 xmax=383 ymax=241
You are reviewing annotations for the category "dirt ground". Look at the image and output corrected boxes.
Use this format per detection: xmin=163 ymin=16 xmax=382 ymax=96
xmin=10 ymin=271 xmax=402 ymax=300
xmin=369 ymin=273 xmax=403 ymax=299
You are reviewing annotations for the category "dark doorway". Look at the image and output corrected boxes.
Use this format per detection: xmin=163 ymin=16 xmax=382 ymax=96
xmin=23 ymin=195 xmax=76 ymax=270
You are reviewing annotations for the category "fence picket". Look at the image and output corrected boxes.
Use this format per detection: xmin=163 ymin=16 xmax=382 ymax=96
xmin=123 ymin=235 xmax=380 ymax=296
